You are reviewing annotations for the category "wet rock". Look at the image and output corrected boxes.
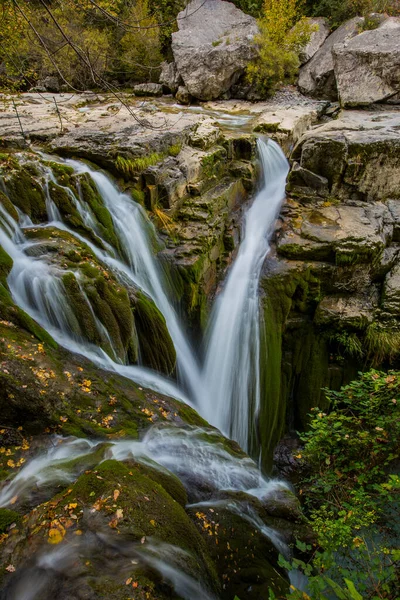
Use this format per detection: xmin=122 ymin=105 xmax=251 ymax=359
xmin=261 ymin=488 xmax=305 ymax=522
xmin=298 ymin=16 xmax=364 ymax=100
xmin=159 ymin=61 xmax=182 ymax=94
xmin=175 ymin=84 xmax=192 ymax=105
xmin=333 ymin=22 xmax=400 ymax=106
xmin=189 ymin=119 xmax=221 ymax=150
xmin=133 ymin=82 xmax=163 ymax=97
xmin=299 ymin=17 xmax=330 ymax=65
xmin=171 ymin=0 xmax=259 ymax=100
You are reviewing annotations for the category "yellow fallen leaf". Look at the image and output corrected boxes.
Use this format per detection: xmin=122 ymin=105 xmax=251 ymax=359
xmin=125 ymin=578 xmax=132 ymax=585
xmin=48 ymin=520 xmax=66 ymax=545
xmin=10 ymin=496 xmax=18 ymax=505
xmin=7 ymin=460 xmax=15 ymax=468
xmin=113 ymin=490 xmax=120 ymax=501
xmin=66 ymin=503 xmax=78 ymax=511
xmin=74 ymin=530 xmax=83 ymax=536
xmin=150 ymin=519 xmax=156 ymax=527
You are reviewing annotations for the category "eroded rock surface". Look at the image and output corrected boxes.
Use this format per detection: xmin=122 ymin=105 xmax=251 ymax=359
xmin=333 ymin=21 xmax=400 ymax=107
xmin=171 ymin=0 xmax=259 ymax=100
xmin=298 ymin=17 xmax=364 ymax=100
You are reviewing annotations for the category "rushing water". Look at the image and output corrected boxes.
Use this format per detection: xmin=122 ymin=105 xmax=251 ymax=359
xmin=201 ymin=140 xmax=289 ymax=451
xmin=1 ymin=139 xmax=288 ymax=450
xmin=0 ymin=138 xmax=294 ymax=598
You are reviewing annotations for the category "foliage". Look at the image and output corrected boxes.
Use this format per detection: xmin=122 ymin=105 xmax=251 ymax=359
xmin=230 ymin=0 xmax=264 ymax=17
xmin=307 ymin=0 xmax=400 ymax=28
xmin=115 ymin=0 xmax=163 ymax=83
xmin=0 ymin=0 xmax=165 ymax=91
xmin=115 ymin=153 xmax=164 ymax=177
xmin=246 ymin=0 xmax=314 ymax=97
xmin=271 ymin=370 xmax=400 ymax=599
xmin=365 ymin=323 xmax=400 ymax=365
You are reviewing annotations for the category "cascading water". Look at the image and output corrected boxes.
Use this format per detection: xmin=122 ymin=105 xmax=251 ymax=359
xmin=0 ymin=138 xmax=288 ymax=451
xmin=0 ymin=138 xmax=298 ymax=599
xmin=201 ymin=140 xmax=289 ymax=452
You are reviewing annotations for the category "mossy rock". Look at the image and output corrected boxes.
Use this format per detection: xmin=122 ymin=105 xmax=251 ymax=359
xmin=0 ymin=508 xmax=20 ymax=533
xmin=134 ymin=291 xmax=176 ymax=375
xmin=75 ymin=172 xmax=122 ymax=254
xmin=5 ymin=167 xmax=47 ymax=222
xmin=0 ymin=190 xmax=19 ymax=222
xmin=187 ymin=502 xmax=289 ymax=599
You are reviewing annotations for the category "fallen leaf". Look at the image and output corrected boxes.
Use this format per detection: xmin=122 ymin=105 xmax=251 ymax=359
xmin=125 ymin=578 xmax=132 ymax=586
xmin=113 ymin=490 xmax=120 ymax=501
xmin=132 ymin=581 xmax=138 ymax=589
xmin=10 ymin=496 xmax=18 ymax=505
xmin=5 ymin=565 xmax=15 ymax=572
xmin=48 ymin=520 xmax=66 ymax=545
xmin=150 ymin=519 xmax=156 ymax=527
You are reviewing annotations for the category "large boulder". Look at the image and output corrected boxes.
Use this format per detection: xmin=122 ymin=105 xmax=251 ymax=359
xmin=298 ymin=16 xmax=364 ymax=100
xmin=299 ymin=17 xmax=330 ymax=65
xmin=333 ymin=22 xmax=400 ymax=107
xmin=171 ymin=0 xmax=259 ymax=101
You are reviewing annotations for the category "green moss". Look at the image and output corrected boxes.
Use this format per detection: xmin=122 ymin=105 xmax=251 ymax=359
xmin=134 ymin=291 xmax=176 ymax=375
xmin=0 ymin=246 xmax=13 ymax=284
xmin=0 ymin=190 xmax=19 ymax=222
xmin=76 ymin=173 xmax=121 ymax=253
xmin=62 ymin=272 xmax=101 ymax=345
xmin=168 ymin=143 xmax=182 ymax=157
xmin=5 ymin=168 xmax=47 ymax=222
xmin=0 ymin=508 xmax=20 ymax=533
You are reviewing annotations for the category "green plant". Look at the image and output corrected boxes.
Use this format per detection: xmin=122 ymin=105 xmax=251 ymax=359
xmin=168 ymin=143 xmax=182 ymax=157
xmin=329 ymin=331 xmax=364 ymax=359
xmin=365 ymin=323 xmax=400 ymax=365
xmin=115 ymin=153 xmax=164 ymax=177
xmin=246 ymin=0 xmax=314 ymax=97
xmin=273 ymin=370 xmax=400 ymax=599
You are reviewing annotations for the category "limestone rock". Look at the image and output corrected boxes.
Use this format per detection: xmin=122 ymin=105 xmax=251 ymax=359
xmin=298 ymin=17 xmax=364 ymax=100
xmin=299 ymin=17 xmax=330 ymax=65
xmin=189 ymin=119 xmax=221 ymax=150
xmin=159 ymin=61 xmax=182 ymax=93
xmin=171 ymin=0 xmax=259 ymax=100
xmin=36 ymin=75 xmax=60 ymax=93
xmin=293 ymin=109 xmax=400 ymax=202
xmin=133 ymin=83 xmax=163 ymax=97
xmin=175 ymin=85 xmax=192 ymax=105
xmin=333 ymin=24 xmax=400 ymax=107
xmin=314 ymin=294 xmax=377 ymax=328
xmin=382 ymin=263 xmax=400 ymax=315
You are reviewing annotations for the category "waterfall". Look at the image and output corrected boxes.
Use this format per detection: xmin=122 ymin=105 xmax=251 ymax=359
xmin=1 ymin=138 xmax=288 ymax=453
xmin=201 ymin=139 xmax=289 ymax=452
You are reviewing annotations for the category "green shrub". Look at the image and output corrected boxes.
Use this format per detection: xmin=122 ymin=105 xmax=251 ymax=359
xmin=272 ymin=370 xmax=400 ymax=599
xmin=246 ymin=0 xmax=314 ymax=97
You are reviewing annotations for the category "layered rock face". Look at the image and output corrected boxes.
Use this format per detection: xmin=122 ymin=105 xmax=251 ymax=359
xmin=168 ymin=0 xmax=259 ymax=101
xmin=259 ymin=108 xmax=400 ymax=459
xmin=298 ymin=17 xmax=363 ymax=100
xmin=333 ymin=21 xmax=400 ymax=106
xmin=299 ymin=15 xmax=400 ymax=107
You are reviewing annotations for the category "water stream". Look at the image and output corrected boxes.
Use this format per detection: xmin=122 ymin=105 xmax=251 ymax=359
xmin=0 ymin=137 xmax=292 ymax=598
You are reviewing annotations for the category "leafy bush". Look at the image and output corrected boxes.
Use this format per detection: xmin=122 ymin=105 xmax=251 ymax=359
xmin=246 ymin=0 xmax=314 ymax=97
xmin=307 ymin=0 xmax=400 ymax=28
xmin=272 ymin=370 xmax=400 ymax=599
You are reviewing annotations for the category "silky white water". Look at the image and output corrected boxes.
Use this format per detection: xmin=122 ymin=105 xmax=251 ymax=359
xmin=1 ymin=139 xmax=288 ymax=451
xmin=0 ymin=139 xmax=295 ymax=598
xmin=201 ymin=140 xmax=289 ymax=451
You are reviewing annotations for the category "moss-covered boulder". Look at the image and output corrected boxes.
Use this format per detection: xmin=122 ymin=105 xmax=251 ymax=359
xmin=187 ymin=501 xmax=289 ymax=599
xmin=0 ymin=459 xmax=220 ymax=599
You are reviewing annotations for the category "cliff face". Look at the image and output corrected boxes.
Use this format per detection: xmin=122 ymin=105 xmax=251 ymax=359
xmin=258 ymin=108 xmax=400 ymax=461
